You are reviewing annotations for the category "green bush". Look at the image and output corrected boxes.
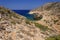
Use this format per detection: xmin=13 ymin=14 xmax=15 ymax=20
xmin=54 ymin=20 xmax=59 ymax=24
xmin=56 ymin=35 xmax=60 ymax=40
xmin=46 ymin=35 xmax=60 ymax=40
xmin=11 ymin=21 xmax=16 ymax=24
xmin=34 ymin=23 xmax=48 ymax=31
xmin=25 ymin=19 xmax=31 ymax=25
xmin=46 ymin=37 xmax=56 ymax=40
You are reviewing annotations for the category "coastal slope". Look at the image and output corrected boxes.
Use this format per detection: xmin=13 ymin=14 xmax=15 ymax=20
xmin=0 ymin=2 xmax=60 ymax=40
xmin=0 ymin=6 xmax=45 ymax=40
xmin=29 ymin=2 xmax=60 ymax=40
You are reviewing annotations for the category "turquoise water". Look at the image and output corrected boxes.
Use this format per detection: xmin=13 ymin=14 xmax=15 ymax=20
xmin=13 ymin=10 xmax=34 ymax=20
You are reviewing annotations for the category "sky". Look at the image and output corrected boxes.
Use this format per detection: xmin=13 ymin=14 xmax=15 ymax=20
xmin=0 ymin=0 xmax=60 ymax=10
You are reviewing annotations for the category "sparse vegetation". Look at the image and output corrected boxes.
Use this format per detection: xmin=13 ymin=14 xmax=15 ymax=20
xmin=13 ymin=15 xmax=20 ymax=19
xmin=25 ymin=19 xmax=31 ymax=25
xmin=0 ymin=18 xmax=1 ymax=21
xmin=11 ymin=21 xmax=16 ymax=24
xmin=45 ymin=35 xmax=60 ymax=40
xmin=34 ymin=23 xmax=49 ymax=31
xmin=54 ymin=20 xmax=59 ymax=24
xmin=0 ymin=2 xmax=60 ymax=40
xmin=45 ymin=3 xmax=57 ymax=11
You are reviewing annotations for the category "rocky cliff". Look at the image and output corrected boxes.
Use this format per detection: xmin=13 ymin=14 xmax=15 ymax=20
xmin=29 ymin=2 xmax=60 ymax=40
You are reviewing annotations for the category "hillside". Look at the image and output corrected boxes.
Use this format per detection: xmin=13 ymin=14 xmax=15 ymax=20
xmin=0 ymin=2 xmax=60 ymax=40
xmin=0 ymin=6 xmax=45 ymax=40
xmin=29 ymin=2 xmax=60 ymax=40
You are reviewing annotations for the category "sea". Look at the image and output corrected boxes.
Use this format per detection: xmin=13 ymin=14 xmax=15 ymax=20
xmin=13 ymin=10 xmax=34 ymax=20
